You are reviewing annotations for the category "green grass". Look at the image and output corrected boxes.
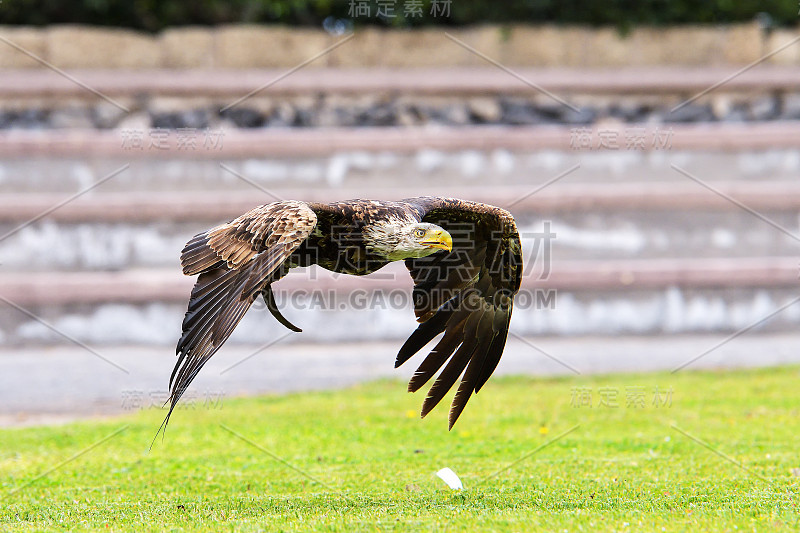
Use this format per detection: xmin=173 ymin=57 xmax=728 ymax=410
xmin=2 ymin=367 xmax=800 ymax=531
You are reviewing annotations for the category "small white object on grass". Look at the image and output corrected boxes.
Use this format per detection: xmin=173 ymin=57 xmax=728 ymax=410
xmin=436 ymin=467 xmax=464 ymax=490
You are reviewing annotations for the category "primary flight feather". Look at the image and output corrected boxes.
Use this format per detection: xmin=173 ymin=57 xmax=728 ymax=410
xmin=165 ymin=197 xmax=522 ymax=431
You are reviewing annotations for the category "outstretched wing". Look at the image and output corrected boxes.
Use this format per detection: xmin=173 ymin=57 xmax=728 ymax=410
xmin=164 ymin=200 xmax=317 ymax=431
xmin=396 ymin=197 xmax=522 ymax=429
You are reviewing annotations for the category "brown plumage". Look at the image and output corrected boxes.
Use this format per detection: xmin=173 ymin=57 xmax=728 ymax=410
xmin=163 ymin=197 xmax=522 ymax=433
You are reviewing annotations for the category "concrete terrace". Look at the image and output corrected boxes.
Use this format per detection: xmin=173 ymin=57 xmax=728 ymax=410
xmin=0 ymin=60 xmax=798 ymax=421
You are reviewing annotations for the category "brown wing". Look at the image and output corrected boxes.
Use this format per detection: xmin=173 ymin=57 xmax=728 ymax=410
xmin=396 ymin=197 xmax=522 ymax=429
xmin=162 ymin=201 xmax=317 ymax=433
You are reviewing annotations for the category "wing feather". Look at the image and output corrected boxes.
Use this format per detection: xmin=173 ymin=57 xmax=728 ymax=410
xmin=474 ymin=320 xmax=509 ymax=393
xmin=420 ymin=332 xmax=480 ymax=418
xmin=398 ymin=197 xmax=522 ymax=429
xmin=407 ymin=309 xmax=470 ymax=392
xmin=394 ymin=296 xmax=456 ymax=368
xmin=447 ymin=309 xmax=495 ymax=423
xmin=162 ymin=201 xmax=317 ymax=433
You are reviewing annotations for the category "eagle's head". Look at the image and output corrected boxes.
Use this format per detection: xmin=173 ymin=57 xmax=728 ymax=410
xmin=365 ymin=221 xmax=453 ymax=261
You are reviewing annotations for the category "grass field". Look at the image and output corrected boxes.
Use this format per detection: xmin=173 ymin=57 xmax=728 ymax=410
xmin=2 ymin=367 xmax=799 ymax=531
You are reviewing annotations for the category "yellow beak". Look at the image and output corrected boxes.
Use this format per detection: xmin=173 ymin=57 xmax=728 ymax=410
xmin=421 ymin=230 xmax=453 ymax=252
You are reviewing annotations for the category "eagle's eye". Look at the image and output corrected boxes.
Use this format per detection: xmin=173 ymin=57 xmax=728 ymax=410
xmin=413 ymin=228 xmax=426 ymax=238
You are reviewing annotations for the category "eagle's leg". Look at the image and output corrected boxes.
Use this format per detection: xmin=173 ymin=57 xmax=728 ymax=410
xmin=261 ymin=284 xmax=302 ymax=332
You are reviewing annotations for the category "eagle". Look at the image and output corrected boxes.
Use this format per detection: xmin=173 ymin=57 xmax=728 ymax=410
xmin=165 ymin=197 xmax=522 ymax=431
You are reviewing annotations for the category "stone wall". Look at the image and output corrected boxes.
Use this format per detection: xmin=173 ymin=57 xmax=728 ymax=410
xmin=0 ymin=23 xmax=797 ymax=69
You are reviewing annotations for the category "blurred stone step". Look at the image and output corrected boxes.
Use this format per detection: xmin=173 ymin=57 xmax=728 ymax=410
xmin=1 ymin=259 xmax=798 ymax=345
xmin=3 ymin=67 xmax=800 ymax=129
xmin=2 ymin=122 xmax=799 ymax=156
xmin=2 ymin=258 xmax=797 ymax=305
xmin=1 ymin=183 xmax=799 ymax=270
xmin=4 ymin=67 xmax=800 ymax=99
xmin=4 ymin=181 xmax=800 ymax=222
xmin=1 ymin=124 xmax=798 ymax=194
xmin=0 ymin=283 xmax=797 ymax=346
